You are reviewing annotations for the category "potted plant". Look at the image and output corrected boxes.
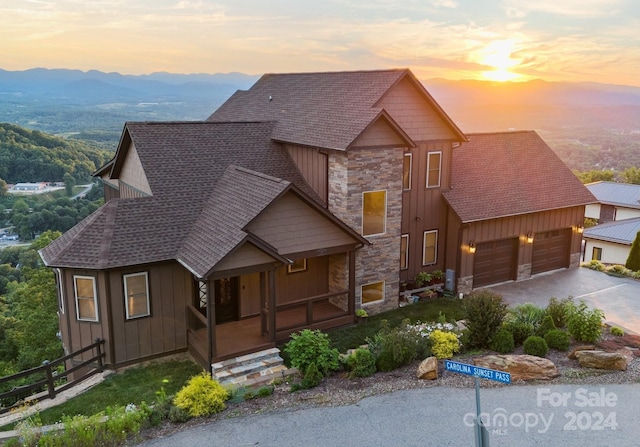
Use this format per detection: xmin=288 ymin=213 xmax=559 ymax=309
xmin=355 ymin=308 xmax=368 ymax=323
xmin=431 ymin=269 xmax=444 ymax=285
xmin=414 ymin=271 xmax=432 ymax=288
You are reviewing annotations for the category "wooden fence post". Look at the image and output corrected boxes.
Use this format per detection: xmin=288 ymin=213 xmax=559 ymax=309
xmin=42 ymin=360 xmax=56 ymax=399
xmin=95 ymin=338 xmax=104 ymax=371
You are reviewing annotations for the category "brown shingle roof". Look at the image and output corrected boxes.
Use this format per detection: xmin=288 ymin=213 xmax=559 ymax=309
xmin=443 ymin=131 xmax=597 ymax=223
xmin=208 ymin=69 xmax=463 ymax=150
xmin=177 ymin=165 xmax=292 ymax=278
xmin=40 ymin=121 xmax=322 ymax=272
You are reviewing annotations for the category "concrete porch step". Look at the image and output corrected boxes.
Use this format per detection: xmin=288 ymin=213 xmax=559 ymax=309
xmin=212 ymin=348 xmax=294 ymax=388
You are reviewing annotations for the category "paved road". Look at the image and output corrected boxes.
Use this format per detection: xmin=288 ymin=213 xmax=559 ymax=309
xmin=488 ymin=267 xmax=640 ymax=334
xmin=139 ymin=268 xmax=640 ymax=446
xmin=139 ymin=383 xmax=639 ymax=446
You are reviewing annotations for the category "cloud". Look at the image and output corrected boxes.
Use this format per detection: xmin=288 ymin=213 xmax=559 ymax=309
xmin=504 ymin=0 xmax=624 ymax=18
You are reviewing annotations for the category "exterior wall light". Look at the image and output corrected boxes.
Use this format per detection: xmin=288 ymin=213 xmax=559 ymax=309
xmin=576 ymin=224 xmax=584 ymax=234
xmin=526 ymin=232 xmax=534 ymax=244
xmin=468 ymin=241 xmax=476 ymax=254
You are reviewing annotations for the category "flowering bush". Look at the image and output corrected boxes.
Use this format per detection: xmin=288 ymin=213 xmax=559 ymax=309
xmin=429 ymin=329 xmax=460 ymax=359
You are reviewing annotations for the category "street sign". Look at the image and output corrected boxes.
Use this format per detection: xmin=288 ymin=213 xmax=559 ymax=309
xmin=444 ymin=360 xmax=511 ymax=384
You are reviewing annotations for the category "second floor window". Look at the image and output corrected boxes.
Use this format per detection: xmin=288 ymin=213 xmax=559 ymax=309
xmin=403 ymin=153 xmax=412 ymax=190
xmin=426 ymin=152 xmax=442 ymax=188
xmin=362 ymin=190 xmax=386 ymax=236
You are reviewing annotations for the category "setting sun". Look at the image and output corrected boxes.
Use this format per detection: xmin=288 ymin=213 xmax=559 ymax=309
xmin=478 ymin=40 xmax=523 ymax=82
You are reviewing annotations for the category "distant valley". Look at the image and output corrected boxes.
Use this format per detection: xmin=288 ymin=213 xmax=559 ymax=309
xmin=1 ymin=68 xmax=639 ymax=172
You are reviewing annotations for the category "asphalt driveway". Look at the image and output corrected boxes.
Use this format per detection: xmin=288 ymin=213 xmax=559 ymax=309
xmin=487 ymin=267 xmax=640 ymax=334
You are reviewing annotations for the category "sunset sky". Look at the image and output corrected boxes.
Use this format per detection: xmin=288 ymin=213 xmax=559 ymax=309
xmin=1 ymin=0 xmax=639 ymax=86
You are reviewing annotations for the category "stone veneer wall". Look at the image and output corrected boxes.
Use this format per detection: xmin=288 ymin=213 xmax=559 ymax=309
xmin=517 ymin=263 xmax=532 ymax=281
xmin=328 ymin=253 xmax=348 ymax=311
xmin=457 ymin=276 xmax=473 ymax=295
xmin=328 ymin=147 xmax=403 ymax=314
xmin=569 ymin=252 xmax=581 ymax=268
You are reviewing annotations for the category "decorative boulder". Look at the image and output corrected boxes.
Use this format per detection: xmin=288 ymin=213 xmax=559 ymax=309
xmin=473 ymin=355 xmax=559 ymax=381
xmin=417 ymin=357 xmax=438 ymax=380
xmin=575 ymin=350 xmax=627 ymax=371
xmin=568 ymin=345 xmax=596 ymax=360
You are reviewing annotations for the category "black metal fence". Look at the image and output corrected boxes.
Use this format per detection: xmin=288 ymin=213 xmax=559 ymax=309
xmin=0 ymin=338 xmax=105 ymax=414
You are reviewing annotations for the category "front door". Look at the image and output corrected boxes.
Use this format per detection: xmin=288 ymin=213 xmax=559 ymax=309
xmin=214 ymin=277 xmax=239 ymax=324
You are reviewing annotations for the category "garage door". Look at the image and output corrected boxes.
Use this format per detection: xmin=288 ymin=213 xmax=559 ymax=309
xmin=473 ymin=238 xmax=518 ymax=287
xmin=532 ymin=229 xmax=571 ymax=274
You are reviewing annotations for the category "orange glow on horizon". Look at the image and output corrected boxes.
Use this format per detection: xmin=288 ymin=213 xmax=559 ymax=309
xmin=477 ymin=40 xmax=524 ymax=82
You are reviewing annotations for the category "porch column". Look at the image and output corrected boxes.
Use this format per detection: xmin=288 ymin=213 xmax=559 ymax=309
xmin=206 ymin=280 xmax=216 ymax=371
xmin=268 ymin=270 xmax=276 ymax=342
xmin=348 ymin=250 xmax=356 ymax=314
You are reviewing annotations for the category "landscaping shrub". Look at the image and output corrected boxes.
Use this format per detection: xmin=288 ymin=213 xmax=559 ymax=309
xmin=489 ymin=328 xmax=515 ymax=354
xmin=626 ymin=231 xmax=640 ymax=271
xmin=536 ymin=314 xmax=557 ymax=337
xmin=606 ymin=264 xmax=632 ymax=276
xmin=173 ymin=372 xmax=229 ymax=417
xmin=300 ymin=363 xmax=323 ymax=389
xmin=546 ymin=296 xmax=573 ymax=328
xmin=502 ymin=320 xmax=534 ymax=346
xmin=367 ymin=319 xmax=429 ymax=371
xmin=284 ymin=329 xmax=339 ymax=377
xmin=508 ymin=303 xmax=546 ymax=330
xmin=168 ymin=405 xmax=191 ymax=424
xmin=583 ymin=259 xmax=605 ymax=271
xmin=462 ymin=290 xmax=507 ymax=348
xmin=566 ymin=300 xmax=605 ymax=343
xmin=610 ymin=326 xmax=625 ymax=337
xmin=429 ymin=329 xmax=460 ymax=359
xmin=27 ymin=404 xmax=151 ymax=447
xmin=345 ymin=348 xmax=377 ymax=378
xmin=523 ymin=335 xmax=549 ymax=357
xmin=544 ymin=329 xmax=571 ymax=351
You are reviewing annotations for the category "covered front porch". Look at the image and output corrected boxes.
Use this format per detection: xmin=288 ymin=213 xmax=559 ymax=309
xmin=186 ymin=251 xmax=356 ymax=370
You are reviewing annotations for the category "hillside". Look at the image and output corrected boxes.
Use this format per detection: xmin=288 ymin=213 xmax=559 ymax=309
xmin=1 ymin=68 xmax=639 ymax=172
xmin=0 ymin=123 xmax=112 ymax=183
xmin=0 ymin=69 xmax=259 ymax=147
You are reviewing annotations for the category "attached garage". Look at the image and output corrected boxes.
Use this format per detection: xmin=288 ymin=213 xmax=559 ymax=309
xmin=473 ymin=238 xmax=518 ymax=288
xmin=531 ymin=229 xmax=571 ymax=274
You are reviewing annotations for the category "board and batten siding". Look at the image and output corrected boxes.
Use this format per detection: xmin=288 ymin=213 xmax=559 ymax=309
xmin=285 ymin=144 xmax=328 ymax=204
xmin=275 ymin=256 xmax=330 ymax=303
xmin=245 ymin=191 xmax=356 ymax=257
xmin=456 ymin=206 xmax=585 ymax=288
xmin=107 ymin=262 xmax=190 ymax=365
xmin=60 ymin=269 xmax=110 ymax=364
xmin=377 ymin=76 xmax=458 ymax=142
xmin=400 ymin=141 xmax=453 ymax=280
xmin=117 ymin=142 xmax=152 ymax=196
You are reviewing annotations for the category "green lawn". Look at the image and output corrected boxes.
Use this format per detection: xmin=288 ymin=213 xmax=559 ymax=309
xmin=1 ymin=359 xmax=203 ymax=430
xmin=2 ymin=298 xmax=463 ymax=430
xmin=328 ymin=298 xmax=464 ymax=353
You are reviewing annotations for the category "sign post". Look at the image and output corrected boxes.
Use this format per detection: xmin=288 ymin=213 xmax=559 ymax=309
xmin=444 ymin=360 xmax=511 ymax=447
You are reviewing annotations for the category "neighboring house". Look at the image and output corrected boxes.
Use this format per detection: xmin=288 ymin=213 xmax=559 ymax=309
xmin=583 ymin=217 xmax=640 ymax=265
xmin=585 ymin=181 xmax=640 ymax=223
xmin=40 ymin=69 xmax=595 ymax=372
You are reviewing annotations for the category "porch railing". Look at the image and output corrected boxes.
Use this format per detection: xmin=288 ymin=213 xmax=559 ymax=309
xmin=272 ymin=290 xmax=350 ymax=333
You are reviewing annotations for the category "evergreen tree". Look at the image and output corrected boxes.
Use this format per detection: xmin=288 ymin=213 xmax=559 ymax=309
xmin=626 ymin=231 xmax=640 ymax=271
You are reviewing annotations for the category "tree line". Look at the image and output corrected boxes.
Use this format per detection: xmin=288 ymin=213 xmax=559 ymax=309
xmin=0 ymin=122 xmax=112 ymax=185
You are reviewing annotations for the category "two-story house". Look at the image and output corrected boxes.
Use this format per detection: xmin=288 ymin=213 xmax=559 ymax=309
xmin=40 ymin=69 xmax=594 ymax=373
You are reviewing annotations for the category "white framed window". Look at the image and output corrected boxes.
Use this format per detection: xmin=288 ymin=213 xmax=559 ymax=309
xmin=287 ymin=258 xmax=307 ymax=273
xmin=592 ymin=247 xmax=602 ymax=261
xmin=74 ymin=275 xmax=98 ymax=322
xmin=400 ymin=234 xmax=409 ymax=270
xmin=124 ymin=272 xmax=150 ymax=320
xmin=403 ymin=153 xmax=412 ymax=190
xmin=426 ymin=151 xmax=442 ymax=188
xmin=361 ymin=281 xmax=385 ymax=304
xmin=55 ymin=268 xmax=65 ymax=314
xmin=362 ymin=190 xmax=387 ymax=236
xmin=422 ymin=230 xmax=438 ymax=265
